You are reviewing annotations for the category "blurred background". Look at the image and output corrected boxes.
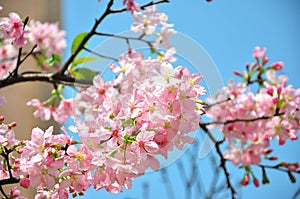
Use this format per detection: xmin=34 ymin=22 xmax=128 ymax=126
xmin=0 ymin=0 xmax=300 ymax=199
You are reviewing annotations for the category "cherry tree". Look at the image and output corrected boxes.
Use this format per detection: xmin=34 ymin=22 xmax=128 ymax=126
xmin=0 ymin=1 xmax=299 ymax=199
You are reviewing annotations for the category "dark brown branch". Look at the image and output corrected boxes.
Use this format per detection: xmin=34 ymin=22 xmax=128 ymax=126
xmin=200 ymin=112 xmax=284 ymax=126
xmin=0 ymin=185 xmax=8 ymax=199
xmin=58 ymin=0 xmax=115 ymax=75
xmin=259 ymin=164 xmax=300 ymax=174
xmin=59 ymin=0 xmax=170 ymax=75
xmin=0 ymin=147 xmax=20 ymax=199
xmin=0 ymin=72 xmax=92 ymax=88
xmin=199 ymin=123 xmax=236 ymax=199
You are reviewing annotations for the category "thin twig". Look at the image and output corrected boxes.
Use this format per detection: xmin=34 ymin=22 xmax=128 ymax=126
xmin=200 ymin=112 xmax=284 ymax=126
xmin=110 ymin=0 xmax=170 ymax=13
xmin=95 ymin=32 xmax=154 ymax=49
xmin=199 ymin=123 xmax=236 ymax=199
xmin=0 ymin=185 xmax=8 ymax=199
xmin=83 ymin=47 xmax=118 ymax=61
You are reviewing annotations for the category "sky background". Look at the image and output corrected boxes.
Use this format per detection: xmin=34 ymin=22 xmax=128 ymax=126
xmin=62 ymin=0 xmax=300 ymax=198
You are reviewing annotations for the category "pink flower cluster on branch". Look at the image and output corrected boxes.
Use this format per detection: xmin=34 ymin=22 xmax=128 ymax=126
xmin=205 ymin=47 xmax=300 ymax=186
xmin=0 ymin=10 xmax=66 ymax=82
xmin=71 ymin=48 xmax=206 ymax=190
xmin=0 ymin=48 xmax=206 ymax=198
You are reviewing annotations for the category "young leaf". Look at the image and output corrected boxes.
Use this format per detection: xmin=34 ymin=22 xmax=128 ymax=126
xmin=71 ymin=32 xmax=89 ymax=54
xmin=73 ymin=68 xmax=99 ymax=80
xmin=46 ymin=54 xmax=61 ymax=67
xmin=70 ymin=56 xmax=98 ymax=70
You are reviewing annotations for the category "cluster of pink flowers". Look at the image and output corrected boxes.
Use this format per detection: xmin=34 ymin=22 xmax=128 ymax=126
xmin=206 ymin=47 xmax=300 ymax=166
xmin=0 ymin=12 xmax=27 ymax=47
xmin=0 ymin=12 xmax=66 ymax=78
xmin=27 ymin=98 xmax=74 ymax=124
xmin=27 ymin=20 xmax=66 ymax=70
xmin=71 ymin=48 xmax=206 ymax=191
xmin=0 ymin=40 xmax=17 ymax=80
xmin=27 ymin=20 xmax=66 ymax=57
xmin=1 ymin=47 xmax=205 ymax=198
xmin=131 ymin=6 xmax=176 ymax=49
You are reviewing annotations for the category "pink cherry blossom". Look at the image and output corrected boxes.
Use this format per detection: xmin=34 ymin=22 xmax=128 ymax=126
xmin=253 ymin=46 xmax=266 ymax=59
xmin=0 ymin=12 xmax=27 ymax=47
xmin=26 ymin=99 xmax=52 ymax=121
xmin=27 ymin=20 xmax=66 ymax=57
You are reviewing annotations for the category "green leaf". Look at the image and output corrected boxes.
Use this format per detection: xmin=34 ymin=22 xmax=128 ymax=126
xmin=123 ymin=134 xmax=136 ymax=145
xmin=71 ymin=32 xmax=89 ymax=54
xmin=277 ymin=98 xmax=285 ymax=109
xmin=73 ymin=67 xmax=99 ymax=80
xmin=46 ymin=54 xmax=62 ymax=67
xmin=71 ymin=56 xmax=98 ymax=70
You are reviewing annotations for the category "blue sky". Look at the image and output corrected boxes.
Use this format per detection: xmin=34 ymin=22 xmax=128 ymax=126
xmin=62 ymin=0 xmax=300 ymax=198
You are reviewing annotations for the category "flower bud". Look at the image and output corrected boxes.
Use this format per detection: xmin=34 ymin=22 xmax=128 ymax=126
xmin=272 ymin=61 xmax=284 ymax=70
xmin=277 ymin=85 xmax=282 ymax=95
xmin=268 ymin=156 xmax=278 ymax=161
xmin=263 ymin=56 xmax=269 ymax=65
xmin=253 ymin=177 xmax=260 ymax=187
xmin=266 ymin=87 xmax=274 ymax=96
xmin=233 ymin=70 xmax=243 ymax=77
xmin=240 ymin=173 xmax=249 ymax=186
xmin=20 ymin=178 xmax=30 ymax=189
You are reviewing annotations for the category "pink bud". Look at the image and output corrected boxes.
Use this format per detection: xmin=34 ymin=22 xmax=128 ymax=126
xmin=0 ymin=116 xmax=4 ymax=121
xmin=265 ymin=149 xmax=273 ymax=155
xmin=20 ymin=178 xmax=30 ymax=189
xmin=269 ymin=156 xmax=278 ymax=161
xmin=272 ymin=61 xmax=284 ymax=70
xmin=277 ymin=85 xmax=282 ymax=95
xmin=241 ymin=174 xmax=249 ymax=186
xmin=263 ymin=56 xmax=269 ymax=64
xmin=253 ymin=178 xmax=260 ymax=187
xmin=8 ymin=121 xmax=17 ymax=128
xmin=272 ymin=97 xmax=279 ymax=104
xmin=233 ymin=71 xmax=243 ymax=76
xmin=289 ymin=165 xmax=298 ymax=172
xmin=266 ymin=87 xmax=274 ymax=96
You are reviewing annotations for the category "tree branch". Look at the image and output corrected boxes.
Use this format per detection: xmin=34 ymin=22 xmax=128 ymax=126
xmin=200 ymin=112 xmax=284 ymax=126
xmin=110 ymin=0 xmax=170 ymax=13
xmin=0 ymin=72 xmax=92 ymax=88
xmin=199 ymin=123 xmax=236 ymax=199
xmin=57 ymin=0 xmax=115 ymax=75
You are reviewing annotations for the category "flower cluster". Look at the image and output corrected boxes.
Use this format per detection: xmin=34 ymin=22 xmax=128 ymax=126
xmin=131 ymin=6 xmax=176 ymax=49
xmin=1 ymin=48 xmax=205 ymax=198
xmin=27 ymin=98 xmax=74 ymax=123
xmin=0 ymin=12 xmax=66 ymax=76
xmin=27 ymin=20 xmax=66 ymax=70
xmin=0 ymin=40 xmax=17 ymax=80
xmin=0 ymin=12 xmax=27 ymax=47
xmin=206 ymin=47 xmax=300 ymax=167
xmin=71 ymin=48 xmax=206 ymax=191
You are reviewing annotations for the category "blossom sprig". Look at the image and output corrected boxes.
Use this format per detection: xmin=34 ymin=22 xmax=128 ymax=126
xmin=203 ymin=47 xmax=300 ymax=190
xmin=27 ymin=85 xmax=74 ymax=123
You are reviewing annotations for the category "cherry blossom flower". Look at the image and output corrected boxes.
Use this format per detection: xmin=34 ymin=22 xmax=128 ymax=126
xmin=0 ymin=12 xmax=27 ymax=47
